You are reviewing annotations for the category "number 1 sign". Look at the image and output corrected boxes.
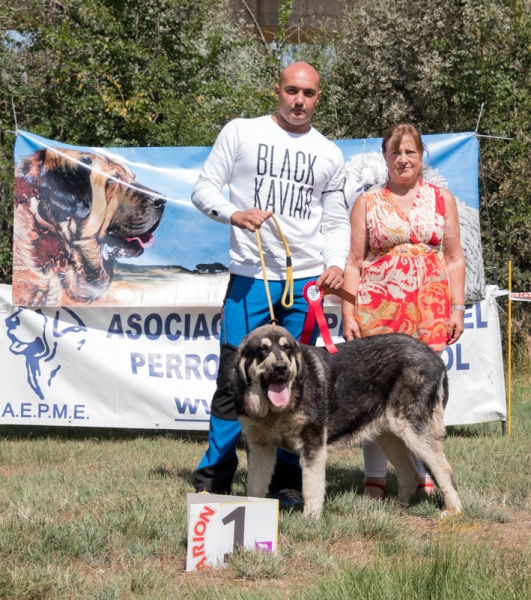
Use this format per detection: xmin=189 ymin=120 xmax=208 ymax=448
xmin=186 ymin=493 xmax=279 ymax=571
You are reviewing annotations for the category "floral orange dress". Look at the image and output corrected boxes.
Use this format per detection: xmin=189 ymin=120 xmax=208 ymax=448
xmin=355 ymin=180 xmax=450 ymax=351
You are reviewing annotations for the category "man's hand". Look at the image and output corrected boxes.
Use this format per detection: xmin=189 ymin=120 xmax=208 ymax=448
xmin=230 ymin=208 xmax=273 ymax=232
xmin=316 ymin=266 xmax=344 ymax=290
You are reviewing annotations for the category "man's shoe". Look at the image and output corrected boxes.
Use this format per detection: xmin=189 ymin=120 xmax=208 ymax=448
xmin=273 ymin=488 xmax=304 ymax=508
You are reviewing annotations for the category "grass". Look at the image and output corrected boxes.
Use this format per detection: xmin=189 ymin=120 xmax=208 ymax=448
xmin=0 ymin=373 xmax=529 ymax=598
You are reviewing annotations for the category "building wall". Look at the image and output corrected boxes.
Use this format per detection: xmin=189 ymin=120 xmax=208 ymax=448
xmin=232 ymin=0 xmax=346 ymax=41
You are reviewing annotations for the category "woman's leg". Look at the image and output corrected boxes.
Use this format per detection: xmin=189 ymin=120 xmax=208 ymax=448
xmin=412 ymin=453 xmax=434 ymax=495
xmin=363 ymin=440 xmax=388 ymax=498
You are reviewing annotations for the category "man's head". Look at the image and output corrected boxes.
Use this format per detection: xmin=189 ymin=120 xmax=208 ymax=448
xmin=274 ymin=62 xmax=321 ymax=133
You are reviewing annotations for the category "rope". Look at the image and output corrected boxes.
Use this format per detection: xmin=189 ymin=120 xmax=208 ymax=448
xmin=255 ymin=214 xmax=294 ymax=324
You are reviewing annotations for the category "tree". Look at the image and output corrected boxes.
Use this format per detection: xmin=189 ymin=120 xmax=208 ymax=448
xmin=0 ymin=0 xmax=277 ymax=281
xmin=295 ymin=0 xmax=531 ymax=359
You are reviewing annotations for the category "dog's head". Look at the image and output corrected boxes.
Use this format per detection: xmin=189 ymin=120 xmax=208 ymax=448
xmin=234 ymin=325 xmax=304 ymax=417
xmin=14 ymin=148 xmax=166 ymax=303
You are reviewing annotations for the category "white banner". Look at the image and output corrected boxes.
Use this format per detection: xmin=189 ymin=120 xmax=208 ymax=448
xmin=0 ymin=284 xmax=505 ymax=429
xmin=510 ymin=292 xmax=531 ymax=302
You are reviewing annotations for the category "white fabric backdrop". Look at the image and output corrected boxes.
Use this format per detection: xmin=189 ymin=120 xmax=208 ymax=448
xmin=0 ymin=283 xmax=505 ymax=429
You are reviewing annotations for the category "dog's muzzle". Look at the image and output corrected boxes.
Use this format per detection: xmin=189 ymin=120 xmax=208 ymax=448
xmin=266 ymin=361 xmax=291 ymax=408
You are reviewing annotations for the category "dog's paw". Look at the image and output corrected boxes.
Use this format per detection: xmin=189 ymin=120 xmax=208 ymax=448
xmin=439 ymin=508 xmax=463 ymax=520
xmin=303 ymin=504 xmax=323 ymax=519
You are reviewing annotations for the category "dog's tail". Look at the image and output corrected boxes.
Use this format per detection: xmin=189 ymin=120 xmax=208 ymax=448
xmin=438 ymin=368 xmax=450 ymax=411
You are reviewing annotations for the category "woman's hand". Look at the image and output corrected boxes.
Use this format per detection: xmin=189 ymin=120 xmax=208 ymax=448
xmin=342 ymin=314 xmax=362 ymax=341
xmin=446 ymin=309 xmax=465 ymax=345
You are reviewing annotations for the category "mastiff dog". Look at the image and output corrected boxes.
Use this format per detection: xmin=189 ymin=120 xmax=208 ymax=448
xmin=234 ymin=324 xmax=462 ymax=518
xmin=13 ymin=148 xmax=166 ymax=306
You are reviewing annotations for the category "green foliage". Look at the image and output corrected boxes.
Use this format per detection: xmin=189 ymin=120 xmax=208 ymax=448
xmin=2 ymin=0 xmax=276 ymax=147
xmin=0 ymin=0 xmax=530 ymax=359
xmin=295 ymin=0 xmax=531 ymax=359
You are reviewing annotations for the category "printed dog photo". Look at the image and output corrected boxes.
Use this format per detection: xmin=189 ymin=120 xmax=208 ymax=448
xmin=234 ymin=324 xmax=462 ymax=518
xmin=13 ymin=148 xmax=166 ymax=306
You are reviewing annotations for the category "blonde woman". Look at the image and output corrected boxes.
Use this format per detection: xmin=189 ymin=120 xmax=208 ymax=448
xmin=342 ymin=123 xmax=466 ymax=498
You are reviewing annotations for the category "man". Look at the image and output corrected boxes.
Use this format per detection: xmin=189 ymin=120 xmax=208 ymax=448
xmin=191 ymin=62 xmax=350 ymax=505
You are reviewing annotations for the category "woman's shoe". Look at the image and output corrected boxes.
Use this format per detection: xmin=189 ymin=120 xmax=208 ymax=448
xmin=417 ymin=480 xmax=435 ymax=496
xmin=364 ymin=482 xmax=387 ymax=499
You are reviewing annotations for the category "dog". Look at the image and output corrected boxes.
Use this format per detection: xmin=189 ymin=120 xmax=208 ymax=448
xmin=234 ymin=324 xmax=463 ymax=518
xmin=13 ymin=148 xmax=166 ymax=306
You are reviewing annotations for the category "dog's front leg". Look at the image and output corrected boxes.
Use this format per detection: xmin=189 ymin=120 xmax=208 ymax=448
xmin=301 ymin=443 xmax=328 ymax=518
xmin=247 ymin=443 xmax=277 ymax=499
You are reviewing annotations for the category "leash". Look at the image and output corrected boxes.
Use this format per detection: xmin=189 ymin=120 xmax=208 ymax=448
xmin=255 ymin=214 xmax=294 ymax=324
xmin=255 ymin=215 xmax=338 ymax=354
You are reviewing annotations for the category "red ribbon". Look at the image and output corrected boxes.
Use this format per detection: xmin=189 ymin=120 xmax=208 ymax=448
xmin=300 ymin=281 xmax=338 ymax=354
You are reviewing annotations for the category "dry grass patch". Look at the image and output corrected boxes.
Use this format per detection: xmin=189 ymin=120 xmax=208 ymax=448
xmin=0 ymin=374 xmax=528 ymax=598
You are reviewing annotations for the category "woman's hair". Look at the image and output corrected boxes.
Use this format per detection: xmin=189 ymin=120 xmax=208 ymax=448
xmin=381 ymin=123 xmax=425 ymax=155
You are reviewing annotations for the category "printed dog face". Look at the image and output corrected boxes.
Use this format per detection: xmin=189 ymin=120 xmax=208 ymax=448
xmin=236 ymin=325 xmax=304 ymax=416
xmin=13 ymin=148 xmax=166 ymax=306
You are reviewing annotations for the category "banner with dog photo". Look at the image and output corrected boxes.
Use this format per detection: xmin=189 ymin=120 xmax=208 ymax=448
xmin=0 ymin=284 xmax=505 ymax=429
xmin=12 ymin=130 xmax=485 ymax=308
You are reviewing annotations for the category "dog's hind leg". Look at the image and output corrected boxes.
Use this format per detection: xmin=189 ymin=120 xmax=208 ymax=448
xmin=301 ymin=444 xmax=328 ymax=518
xmin=407 ymin=433 xmax=462 ymax=515
xmin=375 ymin=433 xmax=420 ymax=505
xmin=247 ymin=443 xmax=277 ymax=499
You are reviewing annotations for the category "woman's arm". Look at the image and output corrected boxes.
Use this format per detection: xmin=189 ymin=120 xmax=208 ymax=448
xmin=442 ymin=188 xmax=466 ymax=345
xmin=341 ymin=194 xmax=368 ymax=341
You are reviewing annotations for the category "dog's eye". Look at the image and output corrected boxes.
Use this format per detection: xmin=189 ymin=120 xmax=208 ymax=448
xmin=107 ymin=175 xmax=122 ymax=188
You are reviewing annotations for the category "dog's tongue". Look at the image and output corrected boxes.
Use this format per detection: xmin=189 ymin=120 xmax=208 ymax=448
xmin=125 ymin=232 xmax=154 ymax=249
xmin=267 ymin=383 xmax=290 ymax=407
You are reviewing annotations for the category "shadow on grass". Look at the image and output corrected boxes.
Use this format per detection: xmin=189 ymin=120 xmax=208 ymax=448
xmin=0 ymin=425 xmax=209 ymax=443
xmin=148 ymin=465 xmax=250 ymax=493
xmin=446 ymin=420 xmax=505 ymax=438
xmin=325 ymin=464 xmax=445 ymax=509
xmin=149 ymin=466 xmax=194 ymax=483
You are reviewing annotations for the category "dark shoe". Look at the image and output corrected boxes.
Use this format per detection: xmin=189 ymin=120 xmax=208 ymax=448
xmin=273 ymin=488 xmax=304 ymax=508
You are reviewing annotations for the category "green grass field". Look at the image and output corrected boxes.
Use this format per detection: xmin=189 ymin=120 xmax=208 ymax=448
xmin=0 ymin=373 xmax=530 ymax=599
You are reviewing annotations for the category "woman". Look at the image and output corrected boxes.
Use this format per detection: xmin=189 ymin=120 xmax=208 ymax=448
xmin=342 ymin=123 xmax=466 ymax=499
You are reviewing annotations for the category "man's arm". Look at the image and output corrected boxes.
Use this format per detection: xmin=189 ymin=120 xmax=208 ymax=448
xmin=191 ymin=121 xmax=240 ymax=225
xmin=317 ymin=160 xmax=351 ymax=290
xmin=192 ymin=120 xmax=273 ymax=232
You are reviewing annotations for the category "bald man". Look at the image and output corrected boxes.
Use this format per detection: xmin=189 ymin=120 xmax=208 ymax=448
xmin=192 ymin=62 xmax=350 ymax=506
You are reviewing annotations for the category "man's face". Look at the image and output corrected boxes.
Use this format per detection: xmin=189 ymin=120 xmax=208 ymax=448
xmin=274 ymin=67 xmax=321 ymax=133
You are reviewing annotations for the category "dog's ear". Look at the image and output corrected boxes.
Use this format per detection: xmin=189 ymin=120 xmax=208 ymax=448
xmin=233 ymin=345 xmax=248 ymax=385
xmin=237 ymin=353 xmax=249 ymax=385
xmin=28 ymin=150 xmax=94 ymax=221
xmin=295 ymin=350 xmax=305 ymax=384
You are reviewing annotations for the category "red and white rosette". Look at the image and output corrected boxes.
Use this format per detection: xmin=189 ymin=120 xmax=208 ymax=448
xmin=300 ymin=281 xmax=338 ymax=354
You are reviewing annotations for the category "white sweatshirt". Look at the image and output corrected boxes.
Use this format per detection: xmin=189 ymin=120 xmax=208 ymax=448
xmin=191 ymin=116 xmax=350 ymax=280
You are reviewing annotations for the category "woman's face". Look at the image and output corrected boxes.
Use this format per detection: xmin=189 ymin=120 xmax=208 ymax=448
xmin=383 ymin=134 xmax=422 ymax=185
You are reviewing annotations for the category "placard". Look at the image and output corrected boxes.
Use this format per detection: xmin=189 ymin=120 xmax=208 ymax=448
xmin=186 ymin=493 xmax=278 ymax=571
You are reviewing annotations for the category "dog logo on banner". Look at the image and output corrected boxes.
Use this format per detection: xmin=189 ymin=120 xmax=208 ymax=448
xmin=5 ymin=307 xmax=87 ymax=399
